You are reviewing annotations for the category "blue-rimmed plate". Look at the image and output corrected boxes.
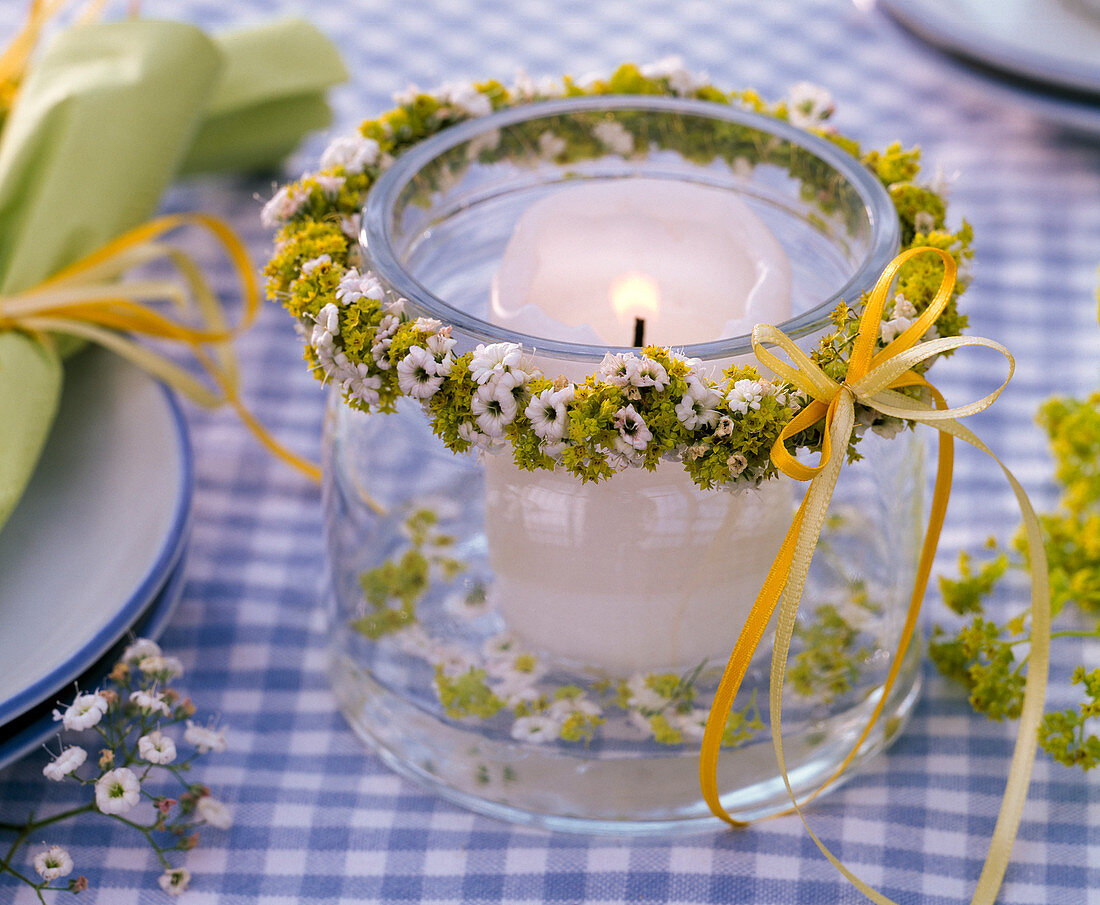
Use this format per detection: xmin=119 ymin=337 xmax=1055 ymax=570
xmin=0 ymin=548 xmax=189 ymax=770
xmin=0 ymin=348 xmax=192 ymax=727
xmin=882 ymin=0 xmax=1100 ymax=98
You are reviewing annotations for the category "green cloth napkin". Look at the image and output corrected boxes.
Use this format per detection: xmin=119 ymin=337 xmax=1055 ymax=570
xmin=0 ymin=17 xmax=345 ymax=532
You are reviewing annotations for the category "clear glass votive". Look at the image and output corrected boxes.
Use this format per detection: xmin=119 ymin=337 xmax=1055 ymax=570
xmin=324 ymin=97 xmax=921 ymax=834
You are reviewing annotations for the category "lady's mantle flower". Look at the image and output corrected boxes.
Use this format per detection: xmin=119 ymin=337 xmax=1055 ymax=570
xmin=320 ymin=134 xmax=381 ymax=172
xmin=138 ymin=730 xmax=177 ymax=765
xmin=510 ymin=714 xmax=559 ymax=744
xmin=470 ymin=342 xmax=523 ymax=384
xmin=54 ymin=691 xmax=109 ymax=731
xmin=43 ymin=746 xmax=86 ymax=781
xmin=130 ymin=689 xmax=172 ymax=717
xmin=33 ymin=845 xmax=73 ymax=881
xmin=196 ymin=796 xmax=233 ymax=830
xmin=612 ymin=405 xmax=652 ymax=451
xmin=95 ymin=767 xmax=141 ymax=815
xmin=726 ymin=378 xmax=769 ymax=415
xmin=397 ymin=347 xmax=444 ymax=400
xmin=787 ymin=82 xmax=835 ymax=130
xmin=158 ymin=867 xmax=191 ymax=897
xmin=185 ymin=721 xmax=228 ymax=754
xmin=525 ymin=385 xmax=573 ymax=441
xmin=675 ymin=378 xmax=722 ymax=430
xmin=593 ymin=120 xmax=634 ymax=155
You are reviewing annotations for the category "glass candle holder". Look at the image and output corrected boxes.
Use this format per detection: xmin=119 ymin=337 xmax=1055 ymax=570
xmin=325 ymin=97 xmax=920 ymax=833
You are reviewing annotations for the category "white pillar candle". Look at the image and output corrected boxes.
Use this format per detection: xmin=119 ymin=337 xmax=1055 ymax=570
xmin=486 ymin=178 xmax=795 ymax=674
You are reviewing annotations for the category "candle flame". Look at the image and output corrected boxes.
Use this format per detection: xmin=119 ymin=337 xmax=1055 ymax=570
xmin=609 ymin=272 xmax=660 ymax=326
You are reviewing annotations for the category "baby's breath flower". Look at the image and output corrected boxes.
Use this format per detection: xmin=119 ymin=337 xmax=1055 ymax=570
xmin=320 ymin=133 xmax=381 ymax=172
xmin=787 ymin=81 xmax=835 ymax=129
xmin=437 ymin=81 xmax=492 ymax=118
xmin=470 ymin=342 xmax=523 ymax=384
xmin=196 ymin=796 xmax=233 ymax=830
xmin=397 ymin=347 xmax=444 ymax=400
xmin=158 ymin=867 xmax=191 ymax=897
xmin=138 ymin=655 xmax=184 ymax=680
xmin=43 ymin=746 xmax=86 ymax=781
xmin=676 ymin=378 xmax=722 ymax=430
xmin=510 ymin=714 xmax=559 ymax=743
xmin=184 ymin=721 xmax=228 ymax=754
xmin=260 ymin=183 xmax=306 ymax=229
xmin=413 ymin=316 xmax=443 ymax=334
xmin=95 ymin=767 xmax=141 ymax=815
xmin=54 ymin=691 xmax=109 ymax=731
xmin=612 ymin=404 xmax=652 ymax=451
xmin=593 ymin=119 xmax=634 ymax=155
xmin=726 ymin=378 xmax=766 ymax=415
xmin=122 ymin=638 xmax=161 ymax=663
xmin=313 ymin=174 xmax=344 ymax=200
xmin=471 ymin=383 xmax=516 ymax=437
xmin=537 ymin=130 xmax=566 ymax=160
xmin=33 ymin=845 xmax=73 ymax=881
xmin=526 ymin=386 xmax=572 ymax=441
xmin=138 ymin=730 xmax=177 ymax=765
xmin=130 ymin=689 xmax=172 ymax=717
xmin=641 ymin=56 xmax=707 ymax=95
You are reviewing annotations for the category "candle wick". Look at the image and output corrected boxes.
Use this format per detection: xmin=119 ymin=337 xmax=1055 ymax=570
xmin=633 ymin=317 xmax=646 ymax=347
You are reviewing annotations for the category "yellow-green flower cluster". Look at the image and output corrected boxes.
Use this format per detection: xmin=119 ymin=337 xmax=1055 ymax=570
xmin=263 ymin=63 xmax=972 ymax=489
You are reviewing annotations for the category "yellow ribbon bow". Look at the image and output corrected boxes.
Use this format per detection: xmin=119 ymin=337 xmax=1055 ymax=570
xmin=700 ymin=246 xmax=1051 ymax=905
xmin=0 ymin=212 xmax=320 ymax=481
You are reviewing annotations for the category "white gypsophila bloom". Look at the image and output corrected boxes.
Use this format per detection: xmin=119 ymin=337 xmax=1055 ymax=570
xmin=879 ymin=315 xmax=913 ymax=345
xmin=612 ymin=404 xmax=652 ymax=451
xmin=641 ymin=56 xmax=706 ymax=95
xmin=138 ymin=730 xmax=177 ymax=765
xmin=413 ymin=316 xmax=443 ymax=334
xmin=548 ymin=696 xmax=601 ymax=721
xmin=130 ymin=689 xmax=172 ymax=717
xmin=320 ymin=134 xmax=381 ymax=172
xmin=121 ymin=638 xmax=160 ymax=663
xmin=914 ymin=210 xmax=936 ymax=234
xmin=344 ymin=370 xmax=383 ymax=407
xmin=392 ymin=83 xmax=421 ymax=106
xmin=441 ymin=81 xmax=493 ymax=118
xmin=675 ymin=377 xmax=722 ymax=430
xmin=466 ymin=127 xmax=502 ymax=160
xmin=259 ymin=184 xmax=307 ymax=229
xmin=43 ymin=746 xmax=86 ymax=781
xmin=631 ymin=357 xmax=669 ymax=391
xmin=300 ymin=253 xmax=331 ymax=277
xmin=383 ymin=297 xmax=406 ymax=317
xmin=513 ymin=68 xmax=563 ymax=99
xmin=335 ymin=268 xmax=373 ymax=305
xmin=433 ymin=647 xmax=479 ymax=678
xmin=525 ymin=387 xmax=570 ymax=441
xmin=496 ymin=681 xmax=540 ymax=709
xmin=340 ymin=212 xmax=362 ymax=241
xmin=317 ymin=304 xmax=340 ymax=337
xmin=33 ymin=845 xmax=73 ymax=881
xmin=597 ymin=351 xmax=630 ymax=385
xmin=54 ymin=691 xmax=109 ymax=732
xmin=672 ymin=708 xmax=710 ymax=740
xmin=370 ymin=338 xmax=391 ymax=369
xmin=197 ymin=796 xmax=234 ymax=830
xmin=425 ymin=330 xmax=456 ymax=358
xmin=626 ymin=674 xmax=667 ymax=713
xmin=375 ymin=313 xmax=400 ymax=340
xmin=436 ymin=353 xmax=456 ymax=378
xmin=159 ymin=867 xmax=191 ymax=897
xmin=442 ymin=588 xmax=491 ymax=619
xmin=892 ymin=294 xmax=917 ymax=320
xmin=726 ymin=378 xmax=767 ymax=415
xmin=138 ymin=655 xmax=183 ymax=680
xmin=95 ymin=767 xmax=141 ymax=815
xmin=667 ymin=349 xmax=704 ymax=371
xmin=485 ymin=656 xmax=546 ymax=685
xmin=470 ymin=342 xmax=523 ymax=384
xmin=727 ymin=453 xmax=749 ymax=477
xmin=787 ymin=81 xmax=835 ymax=130
xmin=491 ymin=368 xmax=531 ymax=411
xmin=471 ymin=383 xmax=516 ymax=437
xmin=457 ymin=419 xmax=503 ymax=453
xmin=313 ymin=173 xmax=344 ymax=200
xmin=482 ymin=633 xmax=520 ymax=661
xmin=871 ymin=417 xmax=906 ymax=440
xmin=537 ymin=130 xmax=567 ymax=159
xmin=397 ymin=347 xmax=444 ymax=400
xmin=510 ymin=714 xmax=560 ymax=744
xmin=593 ymin=120 xmax=634 ymax=155
xmin=391 ymin=625 xmax=435 ymax=659
xmin=185 ymin=720 xmax=228 ymax=754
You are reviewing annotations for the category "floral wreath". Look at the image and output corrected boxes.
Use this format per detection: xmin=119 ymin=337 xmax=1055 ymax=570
xmin=263 ymin=61 xmax=973 ymax=489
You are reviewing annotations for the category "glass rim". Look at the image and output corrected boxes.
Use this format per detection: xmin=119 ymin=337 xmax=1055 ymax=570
xmin=361 ymin=95 xmax=900 ymax=363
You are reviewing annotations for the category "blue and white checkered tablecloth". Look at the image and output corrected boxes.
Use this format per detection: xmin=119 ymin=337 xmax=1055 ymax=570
xmin=2 ymin=0 xmax=1099 ymax=902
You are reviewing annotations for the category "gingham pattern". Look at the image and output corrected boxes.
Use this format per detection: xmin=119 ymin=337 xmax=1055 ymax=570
xmin=1 ymin=0 xmax=1099 ymax=902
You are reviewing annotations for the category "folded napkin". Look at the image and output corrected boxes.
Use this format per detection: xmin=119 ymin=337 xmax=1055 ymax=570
xmin=0 ymin=16 xmax=345 ymax=532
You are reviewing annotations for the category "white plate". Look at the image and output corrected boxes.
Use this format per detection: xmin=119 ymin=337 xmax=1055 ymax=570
xmin=882 ymin=0 xmax=1100 ymax=97
xmin=0 ymin=548 xmax=189 ymax=771
xmin=0 ymin=348 xmax=192 ymax=726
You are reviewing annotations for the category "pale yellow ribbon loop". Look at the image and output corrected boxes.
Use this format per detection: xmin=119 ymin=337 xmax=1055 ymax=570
xmin=700 ymin=245 xmax=1051 ymax=905
xmin=0 ymin=213 xmax=320 ymax=481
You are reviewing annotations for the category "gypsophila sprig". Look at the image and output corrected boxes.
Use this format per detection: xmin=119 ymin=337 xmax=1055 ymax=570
xmin=263 ymin=62 xmax=971 ymax=490
xmin=0 ymin=638 xmax=231 ymax=899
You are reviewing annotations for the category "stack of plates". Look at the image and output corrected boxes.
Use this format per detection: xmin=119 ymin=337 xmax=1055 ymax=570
xmin=882 ymin=0 xmax=1100 ymax=136
xmin=0 ymin=349 xmax=192 ymax=769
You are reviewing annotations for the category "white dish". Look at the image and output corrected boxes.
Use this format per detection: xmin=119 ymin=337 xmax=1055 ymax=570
xmin=0 ymin=548 xmax=189 ymax=771
xmin=0 ymin=348 xmax=192 ymax=726
xmin=882 ymin=0 xmax=1100 ymax=97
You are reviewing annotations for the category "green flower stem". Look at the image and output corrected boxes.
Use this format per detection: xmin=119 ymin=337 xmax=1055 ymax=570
xmin=0 ymin=803 xmax=95 ymax=887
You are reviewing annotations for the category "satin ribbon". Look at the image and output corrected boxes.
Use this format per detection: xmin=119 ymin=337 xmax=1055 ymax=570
xmin=0 ymin=212 xmax=320 ymax=481
xmin=700 ymin=246 xmax=1050 ymax=905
